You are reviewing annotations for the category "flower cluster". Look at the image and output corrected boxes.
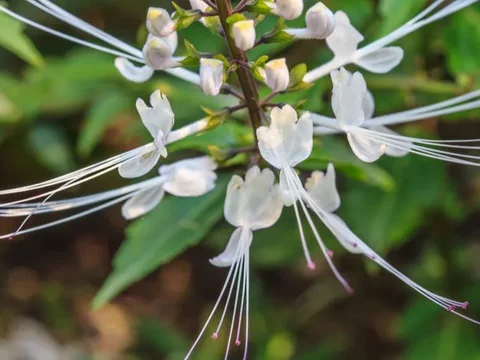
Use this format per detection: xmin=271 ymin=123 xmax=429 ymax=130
xmin=0 ymin=0 xmax=480 ymax=358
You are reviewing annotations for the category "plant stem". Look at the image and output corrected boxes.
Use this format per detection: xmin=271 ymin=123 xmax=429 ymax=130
xmin=216 ymin=0 xmax=262 ymax=141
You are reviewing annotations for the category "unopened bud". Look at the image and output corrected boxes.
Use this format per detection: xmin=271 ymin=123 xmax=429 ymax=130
xmin=147 ymin=7 xmax=177 ymax=37
xmin=306 ymin=3 xmax=335 ymax=39
xmin=200 ymin=58 xmax=224 ymax=96
xmin=142 ymin=36 xmax=178 ymax=70
xmin=270 ymin=0 xmax=304 ymax=20
xmin=265 ymin=58 xmax=289 ymax=92
xmin=232 ymin=20 xmax=256 ymax=51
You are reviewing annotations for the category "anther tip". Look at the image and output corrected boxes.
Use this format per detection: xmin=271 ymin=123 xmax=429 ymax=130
xmin=235 ymin=340 xmax=241 ymax=346
xmin=447 ymin=305 xmax=456 ymax=312
xmin=462 ymin=302 xmax=469 ymax=309
xmin=7 ymin=235 xmax=14 ymax=241
xmin=307 ymin=262 xmax=316 ymax=270
xmin=327 ymin=250 xmax=334 ymax=258
xmin=211 ymin=332 xmax=218 ymax=340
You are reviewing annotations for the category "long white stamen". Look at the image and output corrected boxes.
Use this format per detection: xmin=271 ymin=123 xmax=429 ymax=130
xmin=243 ymin=251 xmax=250 ymax=360
xmin=0 ymin=192 xmax=136 ymax=240
xmin=184 ymin=240 xmax=244 ymax=360
xmin=283 ymin=166 xmax=353 ymax=293
xmin=236 ymin=247 xmax=247 ymax=346
xmin=0 ymin=2 xmax=202 ymax=85
xmin=0 ymin=5 xmax=142 ymax=63
xmin=0 ymin=177 xmax=165 ymax=216
xmin=304 ymin=0 xmax=477 ymax=82
xmin=225 ymin=253 xmax=244 ymax=359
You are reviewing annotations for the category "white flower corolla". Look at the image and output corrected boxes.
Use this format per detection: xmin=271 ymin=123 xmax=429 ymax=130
xmin=199 ymin=58 xmax=224 ymax=96
xmin=143 ymin=35 xmax=184 ymax=70
xmin=268 ymin=0 xmax=304 ymax=20
xmin=122 ymin=157 xmax=218 ymax=219
xmin=257 ymin=105 xmax=312 ymax=169
xmin=232 ymin=20 xmax=256 ymax=51
xmin=0 ymin=157 xmax=218 ymax=237
xmin=115 ymin=32 xmax=179 ymax=83
xmin=264 ymin=58 xmax=290 ymax=92
xmin=186 ymin=167 xmax=283 ymax=359
xmin=257 ymin=107 xmax=352 ymax=291
xmin=306 ymin=164 xmax=479 ymax=325
xmin=119 ymin=90 xmax=175 ymax=178
xmin=326 ymin=12 xmax=403 ymax=73
xmin=146 ymin=7 xmax=177 ymax=37
xmin=284 ymin=3 xmax=335 ymax=40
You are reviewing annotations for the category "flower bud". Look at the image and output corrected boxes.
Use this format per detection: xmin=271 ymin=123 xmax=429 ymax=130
xmin=200 ymin=58 xmax=224 ymax=96
xmin=306 ymin=3 xmax=335 ymax=39
xmin=142 ymin=36 xmax=178 ymax=70
xmin=265 ymin=58 xmax=289 ymax=92
xmin=271 ymin=0 xmax=304 ymax=20
xmin=189 ymin=0 xmax=208 ymax=12
xmin=232 ymin=20 xmax=256 ymax=51
xmin=146 ymin=7 xmax=176 ymax=37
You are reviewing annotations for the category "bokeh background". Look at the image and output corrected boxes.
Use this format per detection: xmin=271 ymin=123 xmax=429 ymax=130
xmin=0 ymin=0 xmax=479 ymax=359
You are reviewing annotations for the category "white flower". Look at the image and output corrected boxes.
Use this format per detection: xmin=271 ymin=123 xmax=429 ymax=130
xmin=264 ymin=58 xmax=290 ymax=92
xmin=306 ymin=164 xmax=477 ymax=324
xmin=115 ymin=32 xmax=179 ymax=83
xmin=257 ymin=105 xmax=312 ymax=170
xmin=122 ymin=157 xmax=218 ymax=219
xmin=232 ymin=20 xmax=256 ymax=51
xmin=186 ymin=167 xmax=283 ymax=359
xmin=284 ymin=2 xmax=335 ymax=40
xmin=143 ymin=35 xmax=183 ymax=70
xmin=146 ymin=7 xmax=177 ymax=37
xmin=257 ymin=107 xmax=352 ymax=288
xmin=119 ymin=90 xmax=175 ymax=178
xmin=269 ymin=0 xmax=304 ymax=20
xmin=199 ymin=58 xmax=224 ymax=96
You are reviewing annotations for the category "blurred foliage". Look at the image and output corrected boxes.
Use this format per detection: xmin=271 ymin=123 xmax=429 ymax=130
xmin=0 ymin=0 xmax=479 ymax=359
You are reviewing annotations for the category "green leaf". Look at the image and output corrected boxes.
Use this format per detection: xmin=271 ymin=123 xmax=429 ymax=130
xmin=91 ymin=176 xmax=229 ymax=310
xmin=341 ymin=154 xmax=448 ymax=254
xmin=0 ymin=12 xmax=44 ymax=67
xmin=444 ymin=7 xmax=480 ymax=75
xmin=77 ymin=91 xmax=133 ymax=157
xmin=379 ymin=0 xmax=428 ymax=35
xmin=27 ymin=125 xmax=75 ymax=174
xmin=299 ymin=137 xmax=395 ymax=191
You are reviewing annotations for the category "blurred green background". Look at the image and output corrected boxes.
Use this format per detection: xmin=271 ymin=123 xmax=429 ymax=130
xmin=0 ymin=0 xmax=480 ymax=359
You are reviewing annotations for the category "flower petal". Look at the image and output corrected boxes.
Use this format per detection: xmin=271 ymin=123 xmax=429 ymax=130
xmin=136 ymin=90 xmax=175 ymax=141
xmin=121 ymin=186 xmax=165 ymax=220
xmin=305 ymin=163 xmax=340 ymax=213
xmin=326 ymin=11 xmax=363 ymax=59
xmin=362 ymin=91 xmax=375 ymax=120
xmin=347 ymin=132 xmax=386 ymax=163
xmin=224 ymin=167 xmax=284 ymax=230
xmin=371 ymin=125 xmax=411 ymax=157
xmin=257 ymin=106 xmax=313 ymax=168
xmin=325 ymin=213 xmax=362 ymax=254
xmin=114 ymin=58 xmax=154 ymax=83
xmin=354 ymin=47 xmax=404 ymax=74
xmin=118 ymin=150 xmax=161 ymax=178
xmin=331 ymin=68 xmax=367 ymax=128
xmin=210 ymin=227 xmax=253 ymax=267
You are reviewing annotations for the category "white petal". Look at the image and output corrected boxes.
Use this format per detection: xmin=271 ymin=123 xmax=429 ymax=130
xmin=355 ymin=47 xmax=404 ymax=74
xmin=326 ymin=11 xmax=363 ymax=59
xmin=347 ymin=132 xmax=386 ymax=163
xmin=160 ymin=156 xmax=218 ymax=197
xmin=331 ymin=68 xmax=367 ymax=128
xmin=114 ymin=58 xmax=154 ymax=83
xmin=164 ymin=31 xmax=179 ymax=53
xmin=210 ymin=227 xmax=253 ymax=267
xmin=279 ymin=168 xmax=297 ymax=207
xmin=136 ymin=90 xmax=175 ymax=140
xmin=305 ymin=163 xmax=341 ymax=213
xmin=371 ymin=125 xmax=411 ymax=157
xmin=224 ymin=167 xmax=284 ymax=230
xmin=325 ymin=214 xmax=362 ymax=254
xmin=257 ymin=106 xmax=313 ymax=168
xmin=362 ymin=91 xmax=375 ymax=120
xmin=118 ymin=150 xmax=161 ymax=178
xmin=121 ymin=186 xmax=165 ymax=220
